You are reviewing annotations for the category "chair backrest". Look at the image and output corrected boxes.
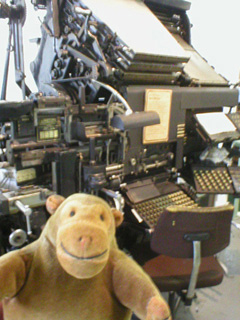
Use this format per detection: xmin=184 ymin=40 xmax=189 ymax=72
xmin=151 ymin=204 xmax=234 ymax=258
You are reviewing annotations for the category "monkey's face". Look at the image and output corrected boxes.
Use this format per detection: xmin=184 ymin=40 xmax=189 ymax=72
xmin=45 ymin=194 xmax=123 ymax=279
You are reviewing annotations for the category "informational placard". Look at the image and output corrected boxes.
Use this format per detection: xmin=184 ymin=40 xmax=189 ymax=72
xmin=143 ymin=89 xmax=172 ymax=144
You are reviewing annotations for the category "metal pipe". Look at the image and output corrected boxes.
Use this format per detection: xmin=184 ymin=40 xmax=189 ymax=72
xmin=91 ymin=79 xmax=132 ymax=115
xmin=12 ymin=19 xmax=26 ymax=99
xmin=1 ymin=23 xmax=12 ymax=100
xmin=186 ymin=241 xmax=201 ymax=300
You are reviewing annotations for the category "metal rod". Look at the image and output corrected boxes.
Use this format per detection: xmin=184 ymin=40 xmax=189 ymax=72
xmin=186 ymin=241 xmax=201 ymax=300
xmin=12 ymin=19 xmax=26 ymax=99
xmin=1 ymin=22 xmax=12 ymax=100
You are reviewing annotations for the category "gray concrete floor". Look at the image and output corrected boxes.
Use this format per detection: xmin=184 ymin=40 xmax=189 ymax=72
xmin=170 ymin=214 xmax=240 ymax=320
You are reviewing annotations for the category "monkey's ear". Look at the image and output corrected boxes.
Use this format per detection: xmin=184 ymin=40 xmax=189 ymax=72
xmin=111 ymin=208 xmax=124 ymax=227
xmin=46 ymin=195 xmax=65 ymax=215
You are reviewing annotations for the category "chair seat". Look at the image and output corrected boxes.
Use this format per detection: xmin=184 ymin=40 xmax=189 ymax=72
xmin=143 ymin=255 xmax=224 ymax=292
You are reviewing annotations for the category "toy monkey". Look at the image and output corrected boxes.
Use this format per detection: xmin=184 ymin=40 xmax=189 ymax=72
xmin=0 ymin=193 xmax=171 ymax=320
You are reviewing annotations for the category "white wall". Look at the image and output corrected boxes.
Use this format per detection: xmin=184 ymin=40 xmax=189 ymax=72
xmin=189 ymin=0 xmax=240 ymax=84
xmin=0 ymin=0 xmax=239 ymax=100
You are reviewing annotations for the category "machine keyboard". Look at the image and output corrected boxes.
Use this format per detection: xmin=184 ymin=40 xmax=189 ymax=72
xmin=132 ymin=190 xmax=197 ymax=229
xmin=192 ymin=166 xmax=235 ymax=194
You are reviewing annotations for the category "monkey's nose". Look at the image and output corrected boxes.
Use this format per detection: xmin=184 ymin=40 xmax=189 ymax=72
xmin=78 ymin=235 xmax=93 ymax=249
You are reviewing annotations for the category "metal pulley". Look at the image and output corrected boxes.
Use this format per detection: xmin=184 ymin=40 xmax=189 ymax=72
xmin=9 ymin=229 xmax=27 ymax=247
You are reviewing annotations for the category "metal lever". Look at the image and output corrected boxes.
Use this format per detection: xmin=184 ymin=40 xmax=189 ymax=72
xmin=74 ymin=7 xmax=91 ymax=16
xmin=15 ymin=200 xmax=32 ymax=235
xmin=101 ymin=188 xmax=125 ymax=213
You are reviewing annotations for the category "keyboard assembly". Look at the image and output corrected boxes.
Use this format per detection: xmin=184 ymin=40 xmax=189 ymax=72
xmin=192 ymin=166 xmax=240 ymax=194
xmin=123 ymin=179 xmax=197 ymax=229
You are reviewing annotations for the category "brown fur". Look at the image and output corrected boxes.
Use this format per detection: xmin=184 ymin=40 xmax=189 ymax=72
xmin=0 ymin=193 xmax=171 ymax=320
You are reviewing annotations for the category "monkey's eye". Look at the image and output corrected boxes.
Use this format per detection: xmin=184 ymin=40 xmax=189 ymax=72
xmin=100 ymin=214 xmax=105 ymax=221
xmin=70 ymin=211 xmax=75 ymax=217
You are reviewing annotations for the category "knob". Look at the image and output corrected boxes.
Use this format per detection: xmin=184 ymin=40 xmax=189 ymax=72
xmin=9 ymin=229 xmax=27 ymax=247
